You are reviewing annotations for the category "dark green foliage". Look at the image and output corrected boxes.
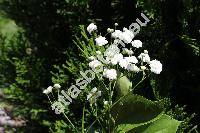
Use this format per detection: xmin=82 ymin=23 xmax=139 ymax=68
xmin=0 ymin=33 xmax=53 ymax=132
xmin=0 ymin=0 xmax=199 ymax=132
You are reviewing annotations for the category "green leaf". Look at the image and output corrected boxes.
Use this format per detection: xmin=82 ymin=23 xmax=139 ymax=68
xmin=111 ymin=94 xmax=164 ymax=132
xmin=130 ymin=114 xmax=181 ymax=133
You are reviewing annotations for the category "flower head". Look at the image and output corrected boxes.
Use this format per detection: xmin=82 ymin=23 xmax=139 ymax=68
xmin=111 ymin=30 xmax=123 ymax=39
xmin=119 ymin=59 xmax=129 ymax=69
xmin=127 ymin=64 xmax=140 ymax=72
xmin=54 ymin=84 xmax=61 ymax=89
xmin=43 ymin=86 xmax=53 ymax=94
xmin=138 ymin=53 xmax=150 ymax=63
xmin=95 ymin=36 xmax=108 ymax=46
xmin=103 ymin=69 xmax=117 ymax=80
xmin=104 ymin=101 xmax=109 ymax=106
xmin=140 ymin=66 xmax=147 ymax=71
xmin=144 ymin=50 xmax=148 ymax=54
xmin=131 ymin=40 xmax=142 ymax=48
xmin=149 ymin=60 xmax=162 ymax=74
xmin=47 ymin=86 xmax=53 ymax=93
xmin=43 ymin=89 xmax=49 ymax=95
xmin=89 ymin=60 xmax=102 ymax=69
xmin=124 ymin=56 xmax=138 ymax=64
xmin=121 ymin=28 xmax=134 ymax=43
xmin=104 ymin=45 xmax=120 ymax=57
xmin=110 ymin=53 xmax=123 ymax=65
xmin=87 ymin=23 xmax=97 ymax=34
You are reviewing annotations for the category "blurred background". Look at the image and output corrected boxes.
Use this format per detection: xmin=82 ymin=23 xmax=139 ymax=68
xmin=0 ymin=0 xmax=199 ymax=132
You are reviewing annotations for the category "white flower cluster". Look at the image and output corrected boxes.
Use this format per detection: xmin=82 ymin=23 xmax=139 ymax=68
xmin=111 ymin=28 xmax=135 ymax=43
xmin=43 ymin=84 xmax=61 ymax=94
xmin=87 ymin=23 xmax=163 ymax=80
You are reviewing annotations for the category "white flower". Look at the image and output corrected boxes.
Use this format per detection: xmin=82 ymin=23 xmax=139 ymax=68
xmin=43 ymin=89 xmax=49 ymax=95
xmin=140 ymin=66 xmax=147 ymax=70
xmin=127 ymin=64 xmax=140 ymax=72
xmin=138 ymin=53 xmax=150 ymax=63
xmin=104 ymin=45 xmax=120 ymax=64
xmin=43 ymin=86 xmax=53 ymax=94
xmin=111 ymin=30 xmax=123 ymax=39
xmin=144 ymin=50 xmax=148 ymax=54
xmin=104 ymin=101 xmax=109 ymax=106
xmin=87 ymin=23 xmax=97 ymax=34
xmin=124 ymin=56 xmax=138 ymax=64
xmin=119 ymin=59 xmax=129 ymax=69
xmin=95 ymin=36 xmax=108 ymax=46
xmin=123 ymin=28 xmax=134 ymax=38
xmin=89 ymin=60 xmax=102 ymax=69
xmin=96 ymin=51 xmax=101 ymax=54
xmin=122 ymin=48 xmax=134 ymax=55
xmin=131 ymin=40 xmax=142 ymax=48
xmin=149 ymin=60 xmax=162 ymax=74
xmin=104 ymin=45 xmax=120 ymax=57
xmin=119 ymin=56 xmax=138 ymax=69
xmin=54 ymin=84 xmax=61 ymax=89
xmin=114 ymin=23 xmax=118 ymax=26
xmin=88 ymin=56 xmax=95 ymax=61
xmin=103 ymin=69 xmax=117 ymax=80
xmin=132 ymin=64 xmax=140 ymax=72
xmin=47 ymin=86 xmax=53 ymax=93
xmin=121 ymin=28 xmax=134 ymax=43
xmin=110 ymin=53 xmax=123 ymax=65
xmin=112 ymin=28 xmax=134 ymax=43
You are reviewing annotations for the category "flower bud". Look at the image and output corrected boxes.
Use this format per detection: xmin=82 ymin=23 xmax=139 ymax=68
xmin=96 ymin=51 xmax=101 ymax=54
xmin=54 ymin=84 xmax=61 ymax=89
xmin=107 ymin=28 xmax=114 ymax=33
xmin=144 ymin=50 xmax=148 ymax=54
xmin=47 ymin=86 xmax=53 ymax=92
xmin=140 ymin=66 xmax=146 ymax=70
xmin=104 ymin=101 xmax=109 ymax=106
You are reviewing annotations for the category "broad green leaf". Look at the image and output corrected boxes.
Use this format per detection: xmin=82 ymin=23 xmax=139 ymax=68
xmin=116 ymin=113 xmax=163 ymax=133
xmin=111 ymin=94 xmax=163 ymax=132
xmin=130 ymin=114 xmax=181 ymax=133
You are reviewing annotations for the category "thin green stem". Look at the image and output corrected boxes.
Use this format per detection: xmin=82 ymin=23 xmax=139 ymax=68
xmin=82 ymin=104 xmax=85 ymax=133
xmin=108 ymin=82 xmax=112 ymax=133
xmin=63 ymin=112 xmax=79 ymax=133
